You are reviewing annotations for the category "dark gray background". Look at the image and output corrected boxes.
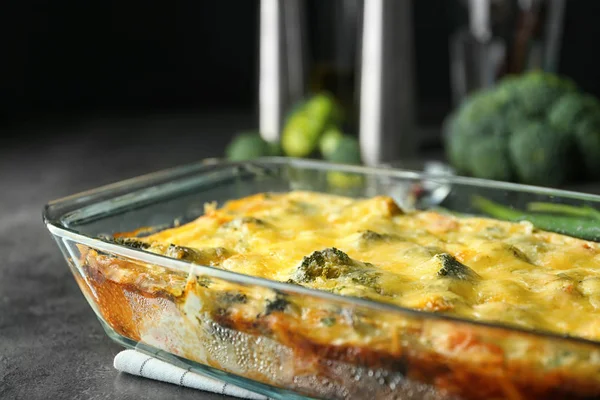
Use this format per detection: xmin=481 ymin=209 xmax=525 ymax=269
xmin=3 ymin=1 xmax=600 ymax=142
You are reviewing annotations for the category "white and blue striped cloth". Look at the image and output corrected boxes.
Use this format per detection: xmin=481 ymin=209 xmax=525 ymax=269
xmin=114 ymin=350 xmax=271 ymax=399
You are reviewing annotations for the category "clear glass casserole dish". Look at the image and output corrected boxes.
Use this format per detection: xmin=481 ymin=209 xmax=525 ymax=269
xmin=43 ymin=157 xmax=600 ymax=400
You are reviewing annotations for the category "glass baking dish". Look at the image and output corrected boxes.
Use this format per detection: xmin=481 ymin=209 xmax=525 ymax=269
xmin=43 ymin=157 xmax=600 ymax=400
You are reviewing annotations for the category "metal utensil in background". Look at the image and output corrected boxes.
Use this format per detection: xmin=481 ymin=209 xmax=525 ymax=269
xmin=259 ymin=0 xmax=307 ymax=143
xmin=449 ymin=0 xmax=566 ymax=106
xmin=359 ymin=0 xmax=417 ymax=166
xmin=259 ymin=0 xmax=419 ymax=165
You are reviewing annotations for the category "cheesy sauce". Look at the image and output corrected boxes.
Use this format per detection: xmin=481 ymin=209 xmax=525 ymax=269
xmin=142 ymin=191 xmax=600 ymax=341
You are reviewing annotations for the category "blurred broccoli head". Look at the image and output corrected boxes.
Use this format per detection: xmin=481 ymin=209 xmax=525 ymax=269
xmin=444 ymin=71 xmax=593 ymax=186
xmin=494 ymin=75 xmax=521 ymax=105
xmin=574 ymin=115 xmax=600 ymax=179
xmin=456 ymin=89 xmax=505 ymax=125
xmin=443 ymin=98 xmax=510 ymax=176
xmin=468 ymin=135 xmax=513 ymax=181
xmin=508 ymin=122 xmax=574 ymax=187
xmin=548 ymin=92 xmax=592 ymax=133
xmin=512 ymin=70 xmax=577 ymax=117
xmin=443 ymin=113 xmax=470 ymax=174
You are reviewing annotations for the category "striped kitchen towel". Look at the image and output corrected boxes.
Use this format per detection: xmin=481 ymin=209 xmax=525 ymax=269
xmin=114 ymin=349 xmax=271 ymax=399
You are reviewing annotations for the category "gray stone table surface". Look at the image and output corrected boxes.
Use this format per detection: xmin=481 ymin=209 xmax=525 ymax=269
xmin=0 ymin=112 xmax=255 ymax=400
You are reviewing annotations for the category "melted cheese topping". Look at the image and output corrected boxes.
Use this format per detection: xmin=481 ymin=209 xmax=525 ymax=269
xmin=144 ymin=191 xmax=600 ymax=341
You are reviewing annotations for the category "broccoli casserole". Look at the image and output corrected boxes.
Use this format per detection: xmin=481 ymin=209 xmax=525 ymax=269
xmin=80 ymin=191 xmax=600 ymax=399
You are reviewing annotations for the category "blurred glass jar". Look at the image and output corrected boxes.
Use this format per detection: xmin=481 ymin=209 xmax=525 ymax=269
xmin=449 ymin=0 xmax=566 ymax=106
xmin=259 ymin=0 xmax=418 ymax=166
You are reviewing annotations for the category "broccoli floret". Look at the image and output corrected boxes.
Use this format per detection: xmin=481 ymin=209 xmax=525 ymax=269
xmin=468 ymin=134 xmax=514 ymax=181
xmin=289 ymin=248 xmax=382 ymax=292
xmin=508 ymin=122 xmax=573 ymax=186
xmin=355 ymin=230 xmax=404 ymax=251
xmin=107 ymin=237 xmax=151 ymax=250
xmin=548 ymin=92 xmax=591 ymax=132
xmin=165 ymin=245 xmax=231 ymax=265
xmin=221 ymin=217 xmax=269 ymax=230
xmin=494 ymin=75 xmax=522 ymax=107
xmin=445 ymin=111 xmax=510 ymax=176
xmin=217 ymin=292 xmax=248 ymax=305
xmin=444 ymin=86 xmax=512 ymax=176
xmin=435 ymin=253 xmax=480 ymax=281
xmin=359 ymin=230 xmax=401 ymax=243
xmin=458 ymin=88 xmax=506 ymax=123
xmin=225 ymin=132 xmax=281 ymax=161
xmin=443 ymin=113 xmax=471 ymax=174
xmin=264 ymin=293 xmax=289 ymax=315
xmin=443 ymin=70 xmax=600 ymax=186
xmin=293 ymin=247 xmax=353 ymax=282
xmin=574 ymin=116 xmax=600 ymax=179
xmin=513 ymin=71 xmax=576 ymax=117
xmin=504 ymin=104 xmax=533 ymax=132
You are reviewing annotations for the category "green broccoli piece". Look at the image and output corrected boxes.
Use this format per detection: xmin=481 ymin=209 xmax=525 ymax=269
xmin=548 ymin=92 xmax=591 ymax=132
xmin=225 ymin=132 xmax=281 ymax=161
xmin=443 ymin=113 xmax=471 ymax=174
xmin=443 ymin=71 xmax=598 ymax=186
xmin=494 ymin=75 xmax=522 ymax=106
xmin=292 ymin=247 xmax=354 ymax=282
xmin=512 ymin=70 xmax=576 ymax=117
xmin=508 ymin=122 xmax=573 ymax=186
xmin=468 ymin=134 xmax=514 ymax=181
xmin=460 ymin=90 xmax=506 ymax=122
xmin=358 ymin=230 xmax=402 ymax=243
xmin=574 ymin=116 xmax=600 ymax=179
xmin=444 ymin=87 xmax=512 ymax=172
xmin=435 ymin=253 xmax=480 ymax=281
xmin=457 ymin=88 xmax=505 ymax=122
xmin=289 ymin=248 xmax=382 ymax=292
xmin=106 ymin=237 xmax=151 ymax=250
xmin=444 ymin=109 xmax=510 ymax=176
xmin=494 ymin=75 xmax=535 ymax=130
xmin=504 ymin=104 xmax=533 ymax=132
xmin=264 ymin=293 xmax=289 ymax=315
xmin=165 ymin=245 xmax=231 ymax=265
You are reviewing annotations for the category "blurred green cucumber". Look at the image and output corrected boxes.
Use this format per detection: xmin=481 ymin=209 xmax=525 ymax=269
xmin=281 ymin=92 xmax=343 ymax=158
xmin=324 ymin=135 xmax=362 ymax=165
xmin=225 ymin=132 xmax=281 ymax=161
